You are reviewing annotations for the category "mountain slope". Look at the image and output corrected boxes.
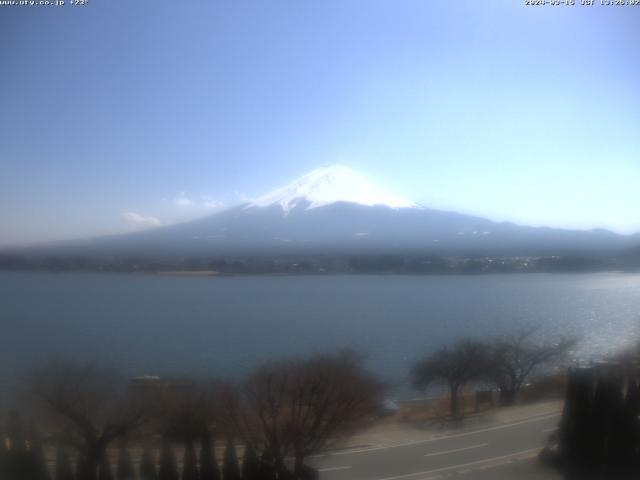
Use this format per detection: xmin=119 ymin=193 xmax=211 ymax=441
xmin=82 ymin=201 xmax=633 ymax=257
xmin=5 ymin=165 xmax=639 ymax=258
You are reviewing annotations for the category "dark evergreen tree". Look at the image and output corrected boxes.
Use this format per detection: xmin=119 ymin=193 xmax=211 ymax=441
xmin=54 ymin=445 xmax=74 ymax=480
xmin=559 ymin=368 xmax=595 ymax=468
xmin=221 ymin=440 xmax=240 ymax=480
xmin=241 ymin=443 xmax=259 ymax=480
xmin=294 ymin=464 xmax=318 ymax=480
xmin=275 ymin=463 xmax=294 ymax=480
xmin=257 ymin=452 xmax=275 ymax=480
xmin=158 ymin=441 xmax=178 ymax=480
xmin=607 ymin=379 xmax=632 ymax=471
xmin=6 ymin=411 xmax=28 ymax=480
xmin=98 ymin=452 xmax=114 ymax=480
xmin=116 ymin=445 xmax=135 ymax=480
xmin=139 ymin=446 xmax=157 ymax=480
xmin=77 ymin=453 xmax=90 ymax=480
xmin=623 ymin=380 xmax=640 ymax=470
xmin=27 ymin=421 xmax=51 ymax=480
xmin=182 ymin=441 xmax=198 ymax=480
xmin=0 ymin=419 xmax=7 ymax=480
xmin=198 ymin=433 xmax=219 ymax=480
xmin=591 ymin=376 xmax=622 ymax=467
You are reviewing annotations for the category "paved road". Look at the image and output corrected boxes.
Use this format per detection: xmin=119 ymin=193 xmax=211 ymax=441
xmin=310 ymin=412 xmax=561 ymax=480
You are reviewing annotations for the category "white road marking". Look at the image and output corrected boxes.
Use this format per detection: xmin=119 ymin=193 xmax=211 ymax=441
xmin=322 ymin=412 xmax=560 ymax=456
xmin=317 ymin=466 xmax=352 ymax=472
xmin=542 ymin=427 xmax=557 ymax=433
xmin=424 ymin=443 xmax=488 ymax=457
xmin=377 ymin=447 xmax=541 ymax=480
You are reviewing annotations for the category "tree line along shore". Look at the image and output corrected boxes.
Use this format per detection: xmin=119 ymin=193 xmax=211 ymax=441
xmin=2 ymin=252 xmax=639 ymax=275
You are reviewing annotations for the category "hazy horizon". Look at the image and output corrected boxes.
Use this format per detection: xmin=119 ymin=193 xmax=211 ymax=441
xmin=2 ymin=1 xmax=639 ymax=246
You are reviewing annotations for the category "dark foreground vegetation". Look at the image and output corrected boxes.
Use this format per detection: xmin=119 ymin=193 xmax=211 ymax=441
xmin=543 ymin=351 xmax=640 ymax=479
xmin=0 ymin=351 xmax=383 ymax=480
xmin=0 ymin=330 xmax=598 ymax=480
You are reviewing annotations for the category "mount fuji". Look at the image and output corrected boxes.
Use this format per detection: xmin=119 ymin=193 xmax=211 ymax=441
xmin=28 ymin=165 xmax=635 ymax=258
xmin=6 ymin=165 xmax=639 ymax=261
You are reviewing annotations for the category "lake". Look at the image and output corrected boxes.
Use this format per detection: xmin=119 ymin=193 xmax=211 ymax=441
xmin=1 ymin=272 xmax=639 ymax=394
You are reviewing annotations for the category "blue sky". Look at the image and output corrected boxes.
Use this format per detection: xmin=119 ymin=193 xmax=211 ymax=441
xmin=1 ymin=0 xmax=639 ymax=245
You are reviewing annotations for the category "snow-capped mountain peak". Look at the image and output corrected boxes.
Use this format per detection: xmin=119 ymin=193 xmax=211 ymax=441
xmin=248 ymin=165 xmax=416 ymax=213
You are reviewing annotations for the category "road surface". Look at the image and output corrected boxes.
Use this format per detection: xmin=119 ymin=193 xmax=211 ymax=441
xmin=310 ymin=411 xmax=561 ymax=480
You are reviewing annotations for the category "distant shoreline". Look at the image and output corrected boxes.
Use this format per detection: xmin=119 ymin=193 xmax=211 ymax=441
xmin=2 ymin=251 xmax=638 ymax=276
xmin=0 ymin=268 xmax=637 ymax=277
xmin=154 ymin=270 xmax=220 ymax=277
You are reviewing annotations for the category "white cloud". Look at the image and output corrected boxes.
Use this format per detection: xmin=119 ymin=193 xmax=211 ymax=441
xmin=202 ymin=196 xmax=225 ymax=210
xmin=122 ymin=211 xmax=162 ymax=228
xmin=174 ymin=192 xmax=193 ymax=207
xmin=234 ymin=191 xmax=252 ymax=203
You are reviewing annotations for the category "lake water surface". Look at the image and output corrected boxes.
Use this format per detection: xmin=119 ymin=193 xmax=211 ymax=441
xmin=1 ymin=272 xmax=640 ymax=393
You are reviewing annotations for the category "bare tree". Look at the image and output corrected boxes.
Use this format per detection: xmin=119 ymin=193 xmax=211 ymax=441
xmin=239 ymin=364 xmax=290 ymax=476
xmin=485 ymin=329 xmax=577 ymax=405
xmin=153 ymin=379 xmax=217 ymax=442
xmin=285 ymin=351 xmax=383 ymax=475
xmin=227 ymin=351 xmax=383 ymax=478
xmin=30 ymin=363 xmax=151 ymax=480
xmin=412 ymin=340 xmax=487 ymax=417
xmin=148 ymin=379 xmax=225 ymax=480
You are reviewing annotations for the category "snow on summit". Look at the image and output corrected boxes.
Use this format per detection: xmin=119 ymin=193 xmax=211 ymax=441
xmin=249 ymin=165 xmax=416 ymax=213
